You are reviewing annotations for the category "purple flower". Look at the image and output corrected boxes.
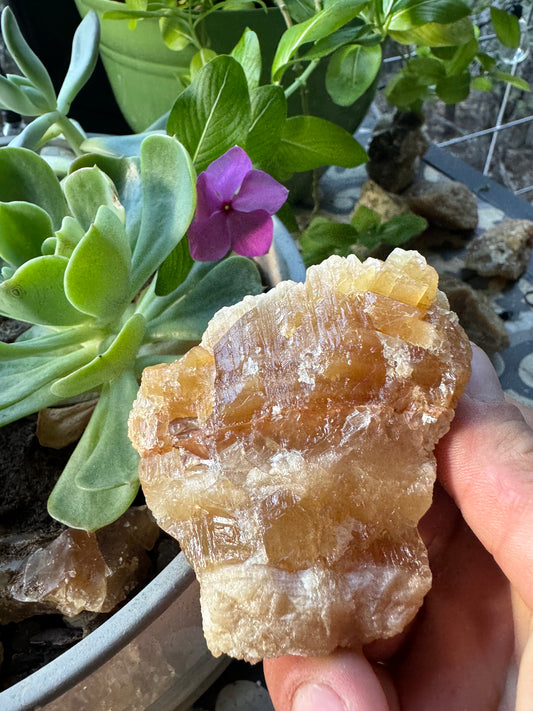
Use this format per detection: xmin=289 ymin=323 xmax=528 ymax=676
xmin=188 ymin=146 xmax=289 ymax=261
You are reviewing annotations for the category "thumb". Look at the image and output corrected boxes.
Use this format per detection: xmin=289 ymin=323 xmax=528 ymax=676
xmin=437 ymin=344 xmax=533 ymax=610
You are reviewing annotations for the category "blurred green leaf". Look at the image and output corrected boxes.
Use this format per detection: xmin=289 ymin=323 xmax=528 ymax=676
xmin=168 ymin=55 xmax=251 ymax=171
xmin=326 ymin=44 xmax=382 ymax=106
xmin=471 ymin=76 xmax=492 ymax=91
xmin=48 ymin=371 xmax=140 ymax=530
xmin=64 ymin=206 xmax=131 ymax=321
xmin=299 ymin=217 xmax=357 ymax=267
xmin=1 ymin=7 xmax=56 ymax=109
xmin=159 ymin=14 xmax=191 ymax=50
xmin=351 ymin=205 xmax=381 ymax=232
xmin=0 ymin=147 xmax=67 ymax=229
xmin=0 ymin=74 xmax=40 ymax=114
xmin=436 ymin=70 xmax=471 ymax=103
xmin=0 ymin=201 xmax=53 ymax=267
xmin=0 ymin=256 xmax=88 ymax=326
xmin=388 ymin=0 xmax=470 ymax=31
xmin=130 ymin=135 xmax=196 ymax=296
xmin=443 ymin=37 xmax=478 ymax=76
xmin=190 ymin=48 xmax=217 ymax=79
xmin=490 ymin=6 xmax=520 ymax=49
xmin=491 ymin=70 xmax=530 ymax=92
xmin=357 ymin=213 xmax=427 ymax=248
xmin=390 ymin=17 xmax=475 ymax=46
xmin=57 ymin=11 xmax=100 ymax=113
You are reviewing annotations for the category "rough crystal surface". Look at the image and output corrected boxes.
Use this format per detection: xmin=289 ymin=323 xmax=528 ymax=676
xmin=129 ymin=249 xmax=471 ymax=663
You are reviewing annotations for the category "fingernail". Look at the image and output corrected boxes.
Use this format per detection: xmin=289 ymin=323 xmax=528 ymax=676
xmin=464 ymin=345 xmax=504 ymax=403
xmin=292 ymin=683 xmax=347 ymax=711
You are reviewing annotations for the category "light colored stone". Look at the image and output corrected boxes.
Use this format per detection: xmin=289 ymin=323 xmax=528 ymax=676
xmin=129 ymin=250 xmax=471 ymax=663
xmin=465 ymin=217 xmax=533 ymax=280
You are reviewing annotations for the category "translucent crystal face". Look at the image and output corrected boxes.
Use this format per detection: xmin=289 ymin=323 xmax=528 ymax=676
xmin=129 ymin=249 xmax=471 ymax=663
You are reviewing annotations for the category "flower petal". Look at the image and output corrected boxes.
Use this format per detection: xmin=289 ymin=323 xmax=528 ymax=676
xmin=232 ymin=169 xmax=289 ymax=214
xmin=227 ymin=209 xmax=273 ymax=257
xmin=188 ymin=211 xmax=231 ymax=261
xmin=194 ymin=172 xmax=223 ymax=221
xmin=204 ymin=146 xmax=252 ymax=203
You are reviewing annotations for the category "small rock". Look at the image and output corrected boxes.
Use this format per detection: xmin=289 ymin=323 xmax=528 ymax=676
xmin=404 ymin=179 xmax=478 ymax=231
xmin=354 ymin=180 xmax=411 ymax=222
xmin=439 ymin=274 xmax=510 ymax=355
xmin=367 ymin=111 xmax=429 ymax=193
xmin=465 ymin=218 xmax=533 ymax=280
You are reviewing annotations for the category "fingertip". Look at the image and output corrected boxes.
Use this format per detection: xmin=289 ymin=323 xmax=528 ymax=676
xmin=264 ymin=650 xmax=394 ymax=711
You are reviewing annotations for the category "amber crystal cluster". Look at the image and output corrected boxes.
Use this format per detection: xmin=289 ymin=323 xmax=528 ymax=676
xmin=129 ymin=249 xmax=471 ymax=663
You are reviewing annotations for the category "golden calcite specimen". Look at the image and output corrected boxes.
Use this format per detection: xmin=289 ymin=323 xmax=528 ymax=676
xmin=128 ymin=249 xmax=471 ymax=663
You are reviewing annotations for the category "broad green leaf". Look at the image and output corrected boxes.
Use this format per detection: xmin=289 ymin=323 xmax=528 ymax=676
xmin=443 ymin=37 xmax=478 ymax=76
xmin=388 ymin=0 xmax=470 ymax=31
xmin=155 ymin=235 xmax=194 ymax=296
xmin=63 ymin=166 xmax=124 ymax=233
xmin=403 ymin=56 xmax=446 ymax=83
xmin=167 ymin=55 xmax=251 ymax=171
xmin=65 ymin=206 xmax=131 ymax=321
xmin=477 ymin=52 xmax=496 ymax=72
xmin=390 ymin=17 xmax=475 ymax=46
xmin=272 ymin=0 xmax=367 ymax=81
xmin=0 ymin=201 xmax=53 ymax=267
xmin=0 ymin=256 xmax=88 ymax=326
xmin=80 ymin=131 xmax=165 ymax=158
xmin=436 ymin=70 xmax=470 ymax=103
xmin=159 ymin=15 xmax=191 ymax=51
xmin=471 ymin=76 xmax=492 ymax=92
xmin=146 ymin=256 xmax=263 ymax=341
xmin=129 ymin=135 xmax=196 ymax=296
xmin=0 ymin=147 xmax=67 ymax=229
xmin=286 ymin=0 xmax=315 ymax=22
xmin=357 ymin=213 xmax=427 ymax=248
xmin=299 ymin=217 xmax=357 ymax=267
xmin=384 ymin=71 xmax=430 ymax=110
xmin=1 ymin=7 xmax=56 ymax=109
xmin=51 ymin=313 xmax=146 ymax=399
xmin=245 ymin=85 xmax=287 ymax=165
xmin=231 ymin=29 xmax=262 ymax=90
xmin=48 ymin=372 xmax=140 ymax=530
xmin=0 ymin=347 xmax=93 ymax=410
xmin=272 ymin=115 xmax=367 ymax=173
xmin=0 ymin=74 xmax=40 ymax=114
xmin=490 ymin=6 xmax=520 ymax=49
xmin=326 ymin=44 xmax=381 ymax=106
xmin=57 ymin=11 xmax=100 ymax=113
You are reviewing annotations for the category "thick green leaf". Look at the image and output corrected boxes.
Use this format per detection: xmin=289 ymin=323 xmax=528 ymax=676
xmin=80 ymin=131 xmax=164 ymax=158
xmin=155 ymin=235 xmax=194 ymax=296
xmin=63 ymin=166 xmax=125 ymax=233
xmin=54 ymin=216 xmax=85 ymax=258
xmin=273 ymin=115 xmax=367 ymax=173
xmin=6 ymin=112 xmax=61 ymax=152
xmin=231 ymin=29 xmax=262 ymax=90
xmin=390 ymin=17 xmax=475 ymax=46
xmin=190 ymin=48 xmax=218 ymax=79
xmin=0 ymin=256 xmax=88 ymax=326
xmin=436 ymin=71 xmax=471 ymax=103
xmin=0 ymin=147 xmax=67 ymax=229
xmin=167 ymin=55 xmax=251 ymax=171
xmin=48 ymin=372 xmax=140 ymax=530
xmin=159 ymin=15 xmax=191 ymax=51
xmin=1 ymin=7 xmax=56 ymax=109
xmin=272 ymin=0 xmax=367 ymax=81
xmin=326 ymin=44 xmax=381 ymax=107
xmin=146 ymin=256 xmax=263 ymax=341
xmin=0 ymin=201 xmax=53 ymax=267
xmin=245 ymin=85 xmax=287 ymax=165
xmin=0 ymin=347 xmax=93 ymax=410
xmin=490 ymin=6 xmax=521 ymax=49
xmin=388 ymin=0 xmax=470 ymax=31
xmin=57 ymin=11 xmax=100 ymax=113
xmin=130 ymin=135 xmax=196 ymax=296
xmin=0 ymin=74 xmax=40 ymax=114
xmin=51 ymin=313 xmax=145 ymax=399
xmin=0 ymin=324 xmax=97 ymax=358
xmin=64 ymin=206 xmax=131 ymax=321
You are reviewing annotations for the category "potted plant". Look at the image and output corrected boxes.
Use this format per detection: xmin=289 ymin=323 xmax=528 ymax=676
xmin=0 ymin=3 xmax=526 ymax=708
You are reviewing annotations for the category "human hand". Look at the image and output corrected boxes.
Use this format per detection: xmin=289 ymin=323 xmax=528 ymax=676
xmin=264 ymin=345 xmax=533 ymax=711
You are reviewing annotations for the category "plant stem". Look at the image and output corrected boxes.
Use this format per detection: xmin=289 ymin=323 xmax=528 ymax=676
xmin=284 ymin=59 xmax=319 ymax=98
xmin=273 ymin=0 xmax=292 ymax=29
xmin=55 ymin=114 xmax=86 ymax=155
